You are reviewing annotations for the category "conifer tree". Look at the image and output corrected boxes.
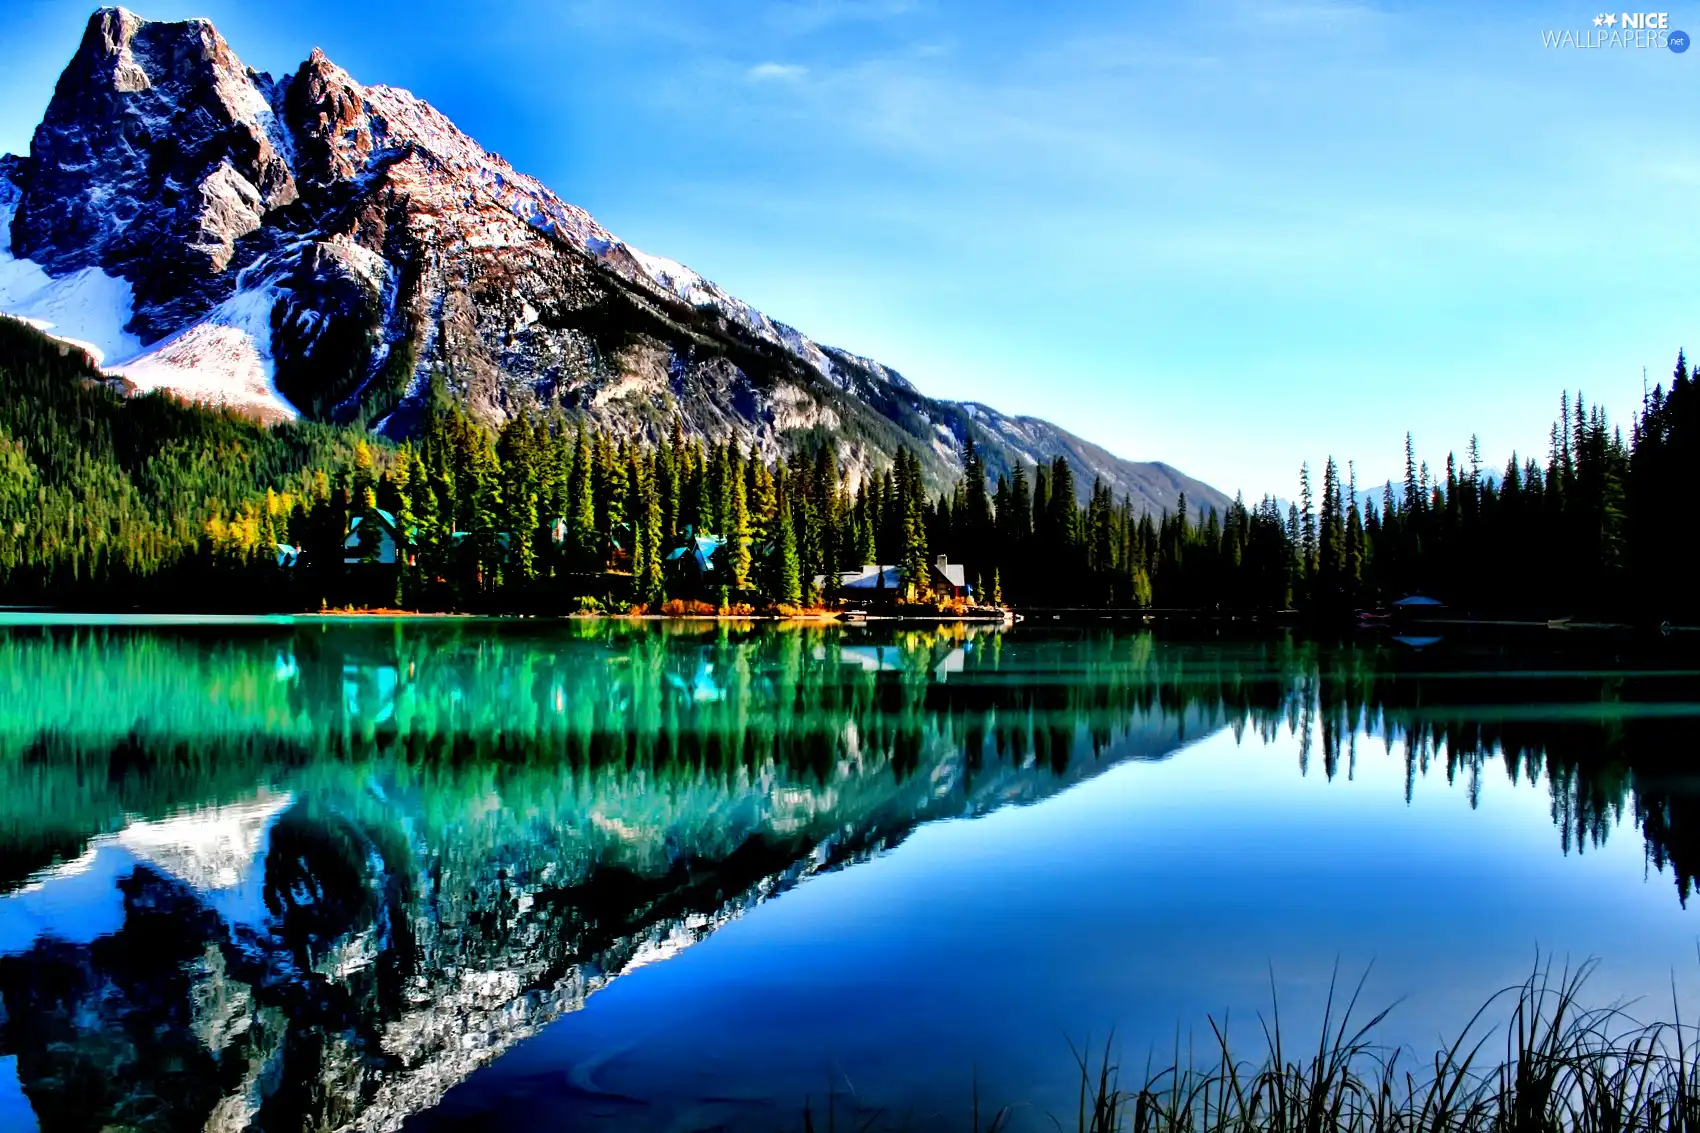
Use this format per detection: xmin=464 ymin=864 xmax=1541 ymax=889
xmin=797 ymin=493 xmax=821 ymax=605
xmin=686 ymin=441 xmax=711 ymax=534
xmin=1345 ymin=461 xmax=1364 ymax=606
xmin=1298 ymin=463 xmax=1317 ymax=592
xmin=1047 ymin=456 xmax=1077 ymax=548
xmin=730 ymin=464 xmax=752 ymax=587
xmin=854 ymin=481 xmax=877 ymax=567
xmin=661 ymin=419 xmax=685 ymax=538
xmin=350 ymin=440 xmax=383 ymax=565
xmin=960 ymin=436 xmax=992 ymax=573
xmin=896 ymin=450 xmax=931 ymax=600
xmin=570 ymin=424 xmax=595 ymax=567
xmin=773 ymin=495 xmax=803 ymax=605
xmin=392 ymin=445 xmax=417 ymax=606
xmin=409 ymin=448 xmax=444 ymax=597
xmin=498 ymin=418 xmax=539 ymax=587
xmin=632 ymin=448 xmax=664 ymax=608
xmin=466 ymin=425 xmax=504 ymax=593
xmin=1317 ymin=458 xmax=1342 ymax=608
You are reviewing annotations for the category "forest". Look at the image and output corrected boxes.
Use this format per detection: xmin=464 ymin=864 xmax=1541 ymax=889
xmin=0 ymin=315 xmax=1694 ymax=622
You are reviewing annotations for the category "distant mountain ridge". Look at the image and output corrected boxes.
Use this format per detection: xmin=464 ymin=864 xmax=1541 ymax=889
xmin=0 ymin=7 xmax=1231 ymax=514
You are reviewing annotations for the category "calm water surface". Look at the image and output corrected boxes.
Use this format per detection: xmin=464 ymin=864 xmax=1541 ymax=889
xmin=0 ymin=620 xmax=1695 ymax=1132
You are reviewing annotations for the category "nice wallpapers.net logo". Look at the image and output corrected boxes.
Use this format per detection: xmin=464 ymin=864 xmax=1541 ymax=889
xmin=1541 ymin=11 xmax=1690 ymax=48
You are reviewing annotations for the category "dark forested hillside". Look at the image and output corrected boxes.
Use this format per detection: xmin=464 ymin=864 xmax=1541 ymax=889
xmin=0 ymin=317 xmax=359 ymax=606
xmin=2 ymin=315 xmax=1694 ymax=623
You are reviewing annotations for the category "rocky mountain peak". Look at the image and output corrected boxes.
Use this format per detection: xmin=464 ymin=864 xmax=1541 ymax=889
xmin=0 ymin=7 xmax=1233 ymax=515
xmin=283 ymin=46 xmax=375 ymax=191
xmin=10 ymin=6 xmax=297 ymax=334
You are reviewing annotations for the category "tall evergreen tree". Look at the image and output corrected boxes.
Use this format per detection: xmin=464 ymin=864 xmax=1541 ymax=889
xmin=729 ymin=461 xmax=752 ymax=587
xmin=392 ymin=444 xmax=417 ymax=605
xmin=570 ymin=424 xmax=596 ymax=568
xmin=772 ymin=495 xmax=803 ymax=605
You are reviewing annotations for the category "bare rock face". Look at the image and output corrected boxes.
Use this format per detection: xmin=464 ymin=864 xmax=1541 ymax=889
xmin=0 ymin=6 xmax=1231 ymax=512
xmin=10 ymin=8 xmax=297 ymax=337
xmin=0 ymin=154 xmax=21 ymax=206
xmin=282 ymin=48 xmax=378 ymax=192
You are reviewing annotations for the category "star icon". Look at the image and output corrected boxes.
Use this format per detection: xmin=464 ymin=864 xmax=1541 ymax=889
xmin=1604 ymin=12 xmax=1618 ymax=25
xmin=1594 ymin=13 xmax=1605 ymax=24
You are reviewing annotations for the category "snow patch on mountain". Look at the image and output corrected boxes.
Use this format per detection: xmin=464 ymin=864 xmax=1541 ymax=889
xmin=0 ymin=200 xmax=141 ymax=365
xmin=2 ymin=191 xmax=297 ymax=420
xmin=626 ymin=249 xmax=698 ymax=294
xmin=110 ymin=287 xmax=299 ymax=421
xmin=623 ymin=246 xmax=838 ymax=376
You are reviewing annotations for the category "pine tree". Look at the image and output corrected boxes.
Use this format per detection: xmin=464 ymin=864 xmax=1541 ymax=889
xmin=854 ymin=480 xmax=877 ymax=567
xmin=570 ymin=424 xmax=595 ymax=568
xmin=960 ymin=436 xmax=992 ymax=574
xmin=634 ymin=449 xmax=664 ymax=608
xmin=1345 ymin=461 xmax=1364 ymax=607
xmin=350 ymin=440 xmax=383 ymax=565
xmin=1048 ymin=456 xmax=1077 ymax=547
xmin=712 ymin=443 xmax=734 ymax=536
xmin=774 ymin=495 xmax=803 ymax=605
xmin=467 ymin=424 xmax=504 ymax=594
xmin=1298 ymin=462 xmax=1317 ymax=595
xmin=897 ymin=450 xmax=931 ymax=600
xmin=661 ymin=419 xmax=685 ymax=539
xmin=747 ymin=446 xmax=776 ymax=549
xmin=409 ymin=447 xmax=443 ymax=597
xmin=730 ymin=463 xmax=752 ymax=588
xmin=796 ymin=493 xmax=820 ymax=605
xmin=392 ymin=444 xmax=417 ymax=606
xmin=1316 ymin=457 xmax=1342 ymax=609
xmin=498 ymin=417 xmax=539 ymax=587
xmin=686 ymin=441 xmax=711 ymax=534
xmin=1403 ymin=433 xmax=1421 ymax=518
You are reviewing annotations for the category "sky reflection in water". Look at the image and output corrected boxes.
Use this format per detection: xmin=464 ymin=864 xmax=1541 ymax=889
xmin=0 ymin=621 xmax=1692 ymax=1133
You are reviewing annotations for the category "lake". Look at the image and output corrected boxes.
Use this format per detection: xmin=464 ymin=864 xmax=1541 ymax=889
xmin=0 ymin=618 xmax=1695 ymax=1133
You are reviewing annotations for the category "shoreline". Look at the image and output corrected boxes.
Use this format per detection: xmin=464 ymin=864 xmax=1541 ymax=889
xmin=0 ymin=608 xmax=1021 ymax=626
xmin=2 ymin=608 xmax=1692 ymax=635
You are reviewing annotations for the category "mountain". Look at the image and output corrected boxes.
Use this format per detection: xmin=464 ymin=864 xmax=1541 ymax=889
xmin=0 ymin=7 xmax=1230 ymax=513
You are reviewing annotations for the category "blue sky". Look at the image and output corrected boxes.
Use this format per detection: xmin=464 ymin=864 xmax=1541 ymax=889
xmin=0 ymin=0 xmax=1694 ymax=498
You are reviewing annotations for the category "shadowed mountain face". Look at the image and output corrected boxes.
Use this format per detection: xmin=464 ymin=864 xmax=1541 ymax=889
xmin=0 ymin=8 xmax=1230 ymax=509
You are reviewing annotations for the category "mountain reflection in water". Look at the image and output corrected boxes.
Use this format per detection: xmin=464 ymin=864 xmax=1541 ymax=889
xmin=0 ymin=620 xmax=1694 ymax=1133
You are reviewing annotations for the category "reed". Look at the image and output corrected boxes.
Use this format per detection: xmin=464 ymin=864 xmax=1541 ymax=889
xmin=800 ymin=957 xmax=1700 ymax=1133
xmin=1067 ymin=958 xmax=1700 ymax=1133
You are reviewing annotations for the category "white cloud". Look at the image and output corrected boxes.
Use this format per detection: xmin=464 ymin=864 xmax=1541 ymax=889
xmin=746 ymin=61 xmax=808 ymax=82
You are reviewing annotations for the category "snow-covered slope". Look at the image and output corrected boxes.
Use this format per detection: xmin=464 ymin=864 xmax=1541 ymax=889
xmin=110 ymin=287 xmax=298 ymax=422
xmin=1 ymin=155 xmax=298 ymax=418
xmin=0 ymin=194 xmax=140 ymax=367
xmin=0 ymin=7 xmax=1228 ymax=513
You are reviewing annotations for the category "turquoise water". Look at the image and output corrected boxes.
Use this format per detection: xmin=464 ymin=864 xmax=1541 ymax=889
xmin=0 ymin=621 xmax=1695 ymax=1132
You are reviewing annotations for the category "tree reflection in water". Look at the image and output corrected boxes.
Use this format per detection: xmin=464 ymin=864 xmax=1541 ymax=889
xmin=0 ymin=621 xmax=1693 ymax=1132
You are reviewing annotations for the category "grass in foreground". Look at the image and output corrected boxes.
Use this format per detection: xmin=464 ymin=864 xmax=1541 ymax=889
xmin=800 ymin=957 xmax=1700 ymax=1133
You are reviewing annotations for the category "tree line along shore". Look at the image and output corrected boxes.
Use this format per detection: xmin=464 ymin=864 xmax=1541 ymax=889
xmin=1 ymin=317 xmax=1694 ymax=624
